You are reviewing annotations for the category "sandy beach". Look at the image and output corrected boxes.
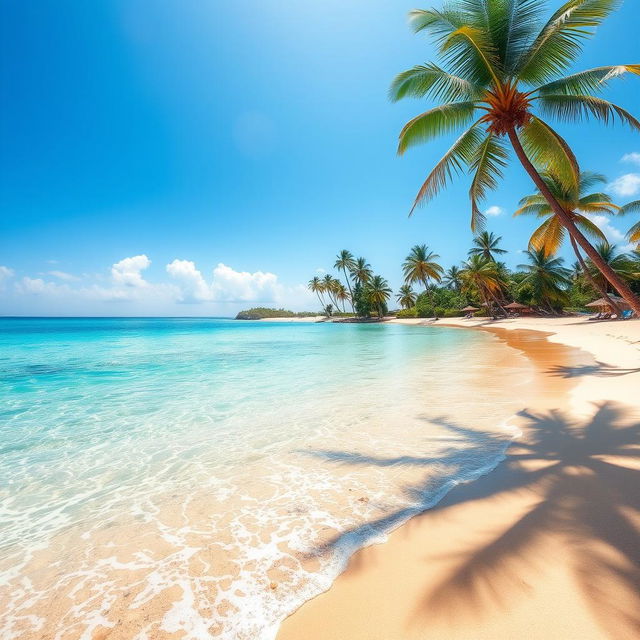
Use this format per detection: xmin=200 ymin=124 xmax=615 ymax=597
xmin=277 ymin=317 xmax=640 ymax=640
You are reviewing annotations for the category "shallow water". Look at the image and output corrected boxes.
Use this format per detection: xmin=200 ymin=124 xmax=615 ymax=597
xmin=0 ymin=318 xmax=534 ymax=639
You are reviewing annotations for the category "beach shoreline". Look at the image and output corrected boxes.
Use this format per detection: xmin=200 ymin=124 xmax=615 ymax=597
xmin=277 ymin=317 xmax=640 ymax=640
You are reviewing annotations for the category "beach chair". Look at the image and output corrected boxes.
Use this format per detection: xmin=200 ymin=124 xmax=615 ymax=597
xmin=588 ymin=312 xmax=603 ymax=321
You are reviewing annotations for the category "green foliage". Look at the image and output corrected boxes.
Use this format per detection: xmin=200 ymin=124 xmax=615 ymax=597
xmin=235 ymin=308 xmax=317 ymax=320
xmin=396 ymin=307 xmax=418 ymax=319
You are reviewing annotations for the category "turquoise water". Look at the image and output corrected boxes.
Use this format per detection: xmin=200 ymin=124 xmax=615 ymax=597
xmin=0 ymin=318 xmax=532 ymax=639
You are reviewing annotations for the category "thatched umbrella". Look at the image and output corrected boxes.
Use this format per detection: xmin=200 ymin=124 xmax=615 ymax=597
xmin=504 ymin=302 xmax=529 ymax=310
xmin=585 ymin=295 xmax=628 ymax=310
xmin=461 ymin=305 xmax=479 ymax=312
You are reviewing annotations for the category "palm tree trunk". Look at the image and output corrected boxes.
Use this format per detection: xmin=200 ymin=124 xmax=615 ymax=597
xmin=568 ymin=234 xmax=622 ymax=315
xmin=315 ymin=292 xmax=325 ymax=311
xmin=486 ymin=287 xmax=508 ymax=317
xmin=507 ymin=127 xmax=640 ymax=317
xmin=342 ymin=268 xmax=355 ymax=314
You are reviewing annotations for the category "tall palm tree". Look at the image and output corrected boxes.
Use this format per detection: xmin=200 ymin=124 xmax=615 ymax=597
xmin=518 ymin=249 xmax=571 ymax=311
xmin=308 ymin=276 xmax=326 ymax=309
xmin=334 ymin=282 xmax=350 ymax=313
xmin=620 ymin=200 xmax=640 ymax=245
xmin=368 ymin=275 xmax=392 ymax=318
xmin=321 ymin=274 xmax=340 ymax=310
xmin=587 ymin=242 xmax=634 ymax=293
xmin=468 ymin=231 xmax=507 ymax=261
xmin=460 ymin=254 xmax=507 ymax=315
xmin=351 ymin=257 xmax=373 ymax=286
xmin=515 ymin=170 xmax=620 ymax=311
xmin=391 ymin=0 xmax=640 ymax=315
xmin=396 ymin=284 xmax=417 ymax=309
xmin=402 ymin=244 xmax=444 ymax=294
xmin=334 ymin=250 xmax=357 ymax=312
xmin=443 ymin=265 xmax=463 ymax=290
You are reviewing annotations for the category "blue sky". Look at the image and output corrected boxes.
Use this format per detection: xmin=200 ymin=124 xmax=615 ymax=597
xmin=1 ymin=0 xmax=639 ymax=315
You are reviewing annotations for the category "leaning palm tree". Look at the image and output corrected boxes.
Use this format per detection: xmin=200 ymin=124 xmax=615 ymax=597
xmin=321 ymin=274 xmax=340 ymax=311
xmin=460 ymin=254 xmax=507 ymax=315
xmin=469 ymin=231 xmax=507 ymax=261
xmin=402 ymin=244 xmax=444 ymax=294
xmin=518 ymin=249 xmax=571 ymax=312
xmin=308 ymin=276 xmax=326 ymax=309
xmin=515 ymin=170 xmax=620 ymax=311
xmin=334 ymin=282 xmax=350 ymax=313
xmin=351 ymin=257 xmax=373 ymax=286
xmin=368 ymin=275 xmax=392 ymax=318
xmin=620 ymin=200 xmax=640 ymax=245
xmin=334 ymin=250 xmax=357 ymax=312
xmin=391 ymin=0 xmax=640 ymax=315
xmin=443 ymin=265 xmax=463 ymax=290
xmin=396 ymin=284 xmax=417 ymax=309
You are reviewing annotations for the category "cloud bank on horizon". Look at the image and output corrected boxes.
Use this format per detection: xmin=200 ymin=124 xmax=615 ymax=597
xmin=0 ymin=256 xmax=314 ymax=316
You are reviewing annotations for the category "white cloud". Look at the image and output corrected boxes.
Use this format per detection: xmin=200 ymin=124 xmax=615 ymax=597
xmin=583 ymin=213 xmax=633 ymax=250
xmin=111 ymin=255 xmax=151 ymax=287
xmin=485 ymin=205 xmax=504 ymax=217
xmin=4 ymin=255 xmax=315 ymax=314
xmin=210 ymin=263 xmax=283 ymax=302
xmin=0 ymin=266 xmax=14 ymax=290
xmin=16 ymin=277 xmax=70 ymax=296
xmin=166 ymin=259 xmax=212 ymax=302
xmin=315 ymin=267 xmax=326 ymax=274
xmin=48 ymin=270 xmax=80 ymax=281
xmin=609 ymin=173 xmax=640 ymax=197
xmin=621 ymin=152 xmax=640 ymax=166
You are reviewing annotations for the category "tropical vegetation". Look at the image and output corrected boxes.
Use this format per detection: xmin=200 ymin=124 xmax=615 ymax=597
xmin=390 ymin=0 xmax=640 ymax=315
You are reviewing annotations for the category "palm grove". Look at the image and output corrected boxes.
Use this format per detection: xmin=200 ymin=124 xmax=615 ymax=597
xmin=308 ymin=1 xmax=640 ymax=319
xmin=308 ymin=236 xmax=639 ymax=319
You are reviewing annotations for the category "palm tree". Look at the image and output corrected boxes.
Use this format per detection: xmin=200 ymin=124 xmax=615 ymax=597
xmin=351 ymin=257 xmax=373 ymax=286
xmin=587 ymin=243 xmax=634 ymax=293
xmin=391 ymin=0 xmax=640 ymax=315
xmin=469 ymin=231 xmax=507 ymax=261
xmin=460 ymin=254 xmax=507 ymax=315
xmin=443 ymin=265 xmax=463 ymax=291
xmin=334 ymin=282 xmax=350 ymax=313
xmin=308 ymin=276 xmax=326 ymax=309
xmin=515 ymin=170 xmax=620 ymax=311
xmin=518 ymin=249 xmax=571 ymax=311
xmin=368 ymin=275 xmax=392 ymax=318
xmin=620 ymin=200 xmax=640 ymax=245
xmin=334 ymin=250 xmax=357 ymax=312
xmin=402 ymin=244 xmax=444 ymax=297
xmin=396 ymin=284 xmax=417 ymax=309
xmin=322 ymin=274 xmax=342 ymax=311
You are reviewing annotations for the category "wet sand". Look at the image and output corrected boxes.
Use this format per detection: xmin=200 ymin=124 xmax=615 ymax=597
xmin=277 ymin=319 xmax=640 ymax=640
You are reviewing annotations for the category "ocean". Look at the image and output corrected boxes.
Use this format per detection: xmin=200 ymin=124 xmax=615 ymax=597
xmin=0 ymin=318 xmax=533 ymax=639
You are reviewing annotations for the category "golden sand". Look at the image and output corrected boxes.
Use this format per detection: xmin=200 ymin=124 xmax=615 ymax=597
xmin=277 ymin=319 xmax=640 ymax=640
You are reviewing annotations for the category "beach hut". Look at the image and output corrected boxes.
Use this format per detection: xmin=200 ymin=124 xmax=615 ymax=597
xmin=585 ymin=295 xmax=629 ymax=319
xmin=585 ymin=295 xmax=628 ymax=309
xmin=461 ymin=305 xmax=479 ymax=318
xmin=504 ymin=301 xmax=531 ymax=313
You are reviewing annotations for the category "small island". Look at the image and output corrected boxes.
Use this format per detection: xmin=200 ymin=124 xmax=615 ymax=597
xmin=235 ymin=307 xmax=319 ymax=320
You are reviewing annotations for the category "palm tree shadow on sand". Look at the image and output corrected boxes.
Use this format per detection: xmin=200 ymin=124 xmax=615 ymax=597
xmin=301 ymin=402 xmax=640 ymax=638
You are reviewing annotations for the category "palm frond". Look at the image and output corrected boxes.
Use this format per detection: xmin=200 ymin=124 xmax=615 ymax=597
xmin=519 ymin=116 xmax=580 ymax=192
xmin=529 ymin=215 xmax=566 ymax=255
xmin=537 ymin=94 xmax=640 ymax=130
xmin=620 ymin=200 xmax=640 ymax=216
xmin=573 ymin=213 xmax=609 ymax=242
xmin=517 ymin=0 xmax=621 ymax=85
xmin=484 ymin=0 xmax=544 ymax=75
xmin=441 ymin=24 xmax=501 ymax=86
xmin=389 ymin=64 xmax=479 ymax=103
xmin=398 ymin=102 xmax=477 ymax=155
xmin=535 ymin=65 xmax=640 ymax=96
xmin=627 ymin=220 xmax=640 ymax=244
xmin=409 ymin=124 xmax=484 ymax=215
xmin=468 ymin=133 xmax=509 ymax=232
